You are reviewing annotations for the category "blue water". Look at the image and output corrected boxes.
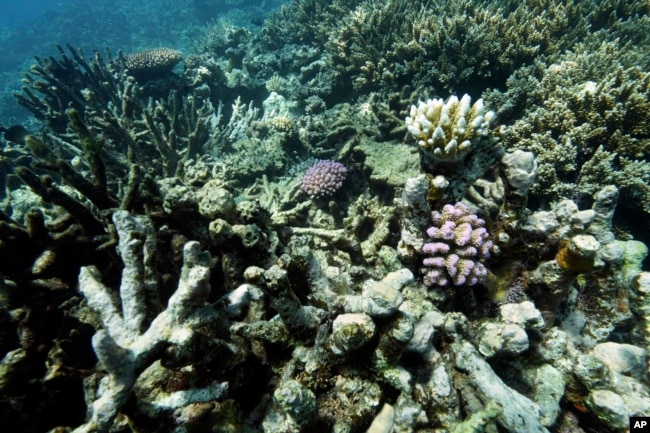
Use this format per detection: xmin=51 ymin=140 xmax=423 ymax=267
xmin=0 ymin=0 xmax=278 ymax=121
xmin=0 ymin=0 xmax=69 ymax=27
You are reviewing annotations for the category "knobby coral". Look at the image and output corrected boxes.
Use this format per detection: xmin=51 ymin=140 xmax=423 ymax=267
xmin=300 ymin=159 xmax=348 ymax=198
xmin=421 ymin=202 xmax=492 ymax=287
xmin=123 ymin=47 xmax=183 ymax=79
xmin=405 ymin=94 xmax=498 ymax=162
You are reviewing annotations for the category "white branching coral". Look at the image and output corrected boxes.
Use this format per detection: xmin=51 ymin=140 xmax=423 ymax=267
xmin=405 ymin=94 xmax=498 ymax=161
xmin=74 ymin=210 xmax=227 ymax=433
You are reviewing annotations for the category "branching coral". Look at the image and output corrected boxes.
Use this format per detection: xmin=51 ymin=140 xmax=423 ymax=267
xmin=259 ymin=0 xmax=648 ymax=97
xmin=405 ymin=94 xmax=498 ymax=162
xmin=503 ymin=43 xmax=650 ymax=216
xmin=14 ymin=44 xmax=262 ymax=184
xmin=75 ymin=210 xmax=226 ymax=433
xmin=409 ymin=0 xmax=603 ymax=91
xmin=260 ymin=0 xmax=363 ymax=50
xmin=15 ymin=45 xmax=203 ymax=178
xmin=327 ymin=0 xmax=425 ymax=91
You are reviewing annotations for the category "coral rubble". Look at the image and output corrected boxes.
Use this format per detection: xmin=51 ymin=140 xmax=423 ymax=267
xmin=1 ymin=1 xmax=649 ymax=432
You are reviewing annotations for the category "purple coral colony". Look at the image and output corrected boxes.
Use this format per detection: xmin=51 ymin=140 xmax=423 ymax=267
xmin=421 ymin=202 xmax=492 ymax=287
xmin=0 ymin=0 xmax=649 ymax=432
xmin=300 ymin=159 xmax=347 ymax=198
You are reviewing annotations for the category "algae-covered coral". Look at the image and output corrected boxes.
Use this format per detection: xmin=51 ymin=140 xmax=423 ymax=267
xmin=1 ymin=0 xmax=650 ymax=432
xmin=498 ymin=41 xmax=650 ymax=217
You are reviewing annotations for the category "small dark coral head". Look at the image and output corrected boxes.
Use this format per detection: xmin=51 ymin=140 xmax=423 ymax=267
xmin=124 ymin=48 xmax=183 ymax=79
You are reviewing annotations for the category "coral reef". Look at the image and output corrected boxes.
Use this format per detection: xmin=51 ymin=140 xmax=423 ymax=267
xmin=1 ymin=1 xmax=650 ymax=432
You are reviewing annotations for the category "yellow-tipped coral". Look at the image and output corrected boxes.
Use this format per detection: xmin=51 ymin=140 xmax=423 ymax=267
xmin=405 ymin=94 xmax=497 ymax=162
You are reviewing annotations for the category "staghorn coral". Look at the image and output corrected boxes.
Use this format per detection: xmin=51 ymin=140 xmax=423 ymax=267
xmin=327 ymin=0 xmax=425 ymax=92
xmin=260 ymin=0 xmax=363 ymax=50
xmin=15 ymin=44 xmax=126 ymax=134
xmin=192 ymin=17 xmax=251 ymax=57
xmin=73 ymin=210 xmax=228 ymax=433
xmin=14 ymin=44 xmax=261 ymax=182
xmin=259 ymin=0 xmax=649 ymax=98
xmin=409 ymin=0 xmax=589 ymax=92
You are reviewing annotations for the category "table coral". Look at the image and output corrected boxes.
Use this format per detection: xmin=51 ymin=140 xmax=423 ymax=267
xmin=123 ymin=47 xmax=183 ymax=80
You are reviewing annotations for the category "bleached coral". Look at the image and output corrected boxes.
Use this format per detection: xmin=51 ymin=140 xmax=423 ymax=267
xmin=74 ymin=211 xmax=226 ymax=433
xmin=405 ymin=94 xmax=498 ymax=162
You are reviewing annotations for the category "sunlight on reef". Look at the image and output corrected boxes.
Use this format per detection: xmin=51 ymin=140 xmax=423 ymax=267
xmin=1 ymin=1 xmax=650 ymax=432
